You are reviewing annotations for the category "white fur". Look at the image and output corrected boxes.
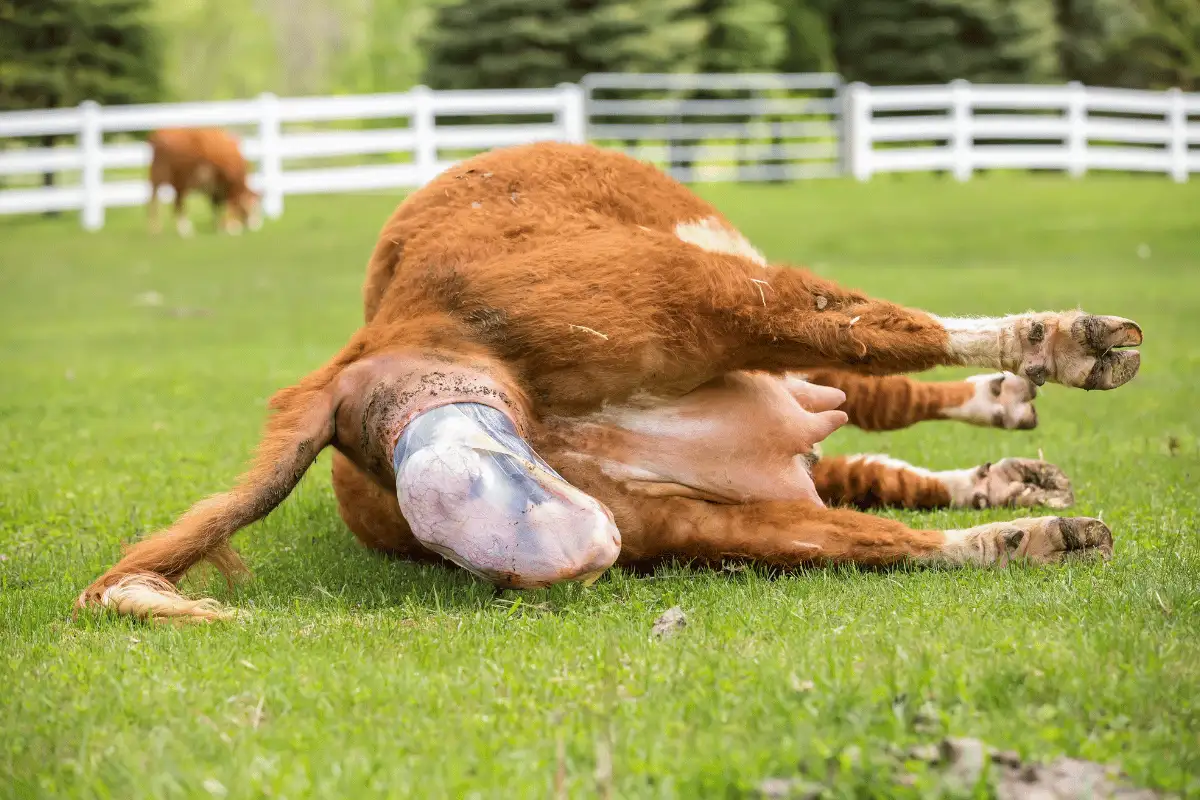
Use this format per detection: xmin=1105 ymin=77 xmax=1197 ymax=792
xmin=175 ymin=217 xmax=195 ymax=238
xmin=940 ymin=372 xmax=1036 ymax=430
xmin=674 ymin=217 xmax=767 ymax=267
xmin=933 ymin=468 xmax=981 ymax=507
xmin=842 ymin=453 xmax=935 ymax=477
xmin=938 ymin=518 xmax=1054 ymax=565
xmin=938 ymin=523 xmax=1019 ymax=565
xmin=930 ymin=315 xmax=1015 ymax=368
xmin=939 ymin=528 xmax=982 ymax=565
xmin=941 ymin=373 xmax=1004 ymax=424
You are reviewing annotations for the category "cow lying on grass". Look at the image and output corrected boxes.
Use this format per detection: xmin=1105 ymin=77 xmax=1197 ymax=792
xmin=79 ymin=143 xmax=1140 ymax=621
xmin=148 ymin=128 xmax=262 ymax=237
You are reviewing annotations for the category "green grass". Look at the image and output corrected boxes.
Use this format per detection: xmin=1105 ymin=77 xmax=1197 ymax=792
xmin=1 ymin=174 xmax=1198 ymax=798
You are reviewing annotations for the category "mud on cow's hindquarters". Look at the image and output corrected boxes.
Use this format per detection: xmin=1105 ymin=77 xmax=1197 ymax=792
xmin=77 ymin=142 xmax=1141 ymax=621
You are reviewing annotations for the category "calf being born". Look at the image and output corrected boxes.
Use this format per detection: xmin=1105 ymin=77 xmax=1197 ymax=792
xmin=79 ymin=143 xmax=1141 ymax=620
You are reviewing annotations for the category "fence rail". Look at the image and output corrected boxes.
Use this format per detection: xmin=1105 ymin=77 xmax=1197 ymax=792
xmin=0 ymin=75 xmax=1196 ymax=229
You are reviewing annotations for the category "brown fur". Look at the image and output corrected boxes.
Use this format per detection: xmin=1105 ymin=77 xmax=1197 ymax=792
xmin=80 ymin=142 xmax=1130 ymax=619
xmin=812 ymin=455 xmax=954 ymax=510
xmin=148 ymin=128 xmax=260 ymax=235
xmin=802 ymin=369 xmax=975 ymax=430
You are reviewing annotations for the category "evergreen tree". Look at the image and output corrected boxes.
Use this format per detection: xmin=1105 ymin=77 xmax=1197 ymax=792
xmin=0 ymin=0 xmax=162 ymax=200
xmin=1122 ymin=0 xmax=1200 ymax=89
xmin=776 ymin=0 xmax=838 ymax=74
xmin=0 ymin=0 xmax=162 ymax=111
xmin=696 ymin=0 xmax=786 ymax=72
xmin=834 ymin=0 xmax=1061 ymax=85
xmin=421 ymin=0 xmax=707 ymax=91
xmin=1055 ymin=0 xmax=1145 ymax=86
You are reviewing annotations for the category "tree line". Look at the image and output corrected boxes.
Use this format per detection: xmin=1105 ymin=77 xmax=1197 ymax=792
xmin=1 ymin=0 xmax=1198 ymax=113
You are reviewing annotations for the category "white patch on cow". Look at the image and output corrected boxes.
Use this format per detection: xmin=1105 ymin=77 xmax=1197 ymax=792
xmin=674 ymin=216 xmax=767 ymax=266
xmin=176 ymin=217 xmax=195 ymax=238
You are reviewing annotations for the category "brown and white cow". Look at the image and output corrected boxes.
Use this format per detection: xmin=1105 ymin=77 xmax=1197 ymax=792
xmin=79 ymin=142 xmax=1139 ymax=621
xmin=147 ymin=128 xmax=262 ymax=237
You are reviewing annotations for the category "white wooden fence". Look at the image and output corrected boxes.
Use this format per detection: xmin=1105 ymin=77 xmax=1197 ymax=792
xmin=845 ymin=80 xmax=1200 ymax=182
xmin=0 ymin=84 xmax=585 ymax=230
xmin=582 ymin=72 xmax=844 ymax=183
xmin=1 ymin=76 xmax=1196 ymax=230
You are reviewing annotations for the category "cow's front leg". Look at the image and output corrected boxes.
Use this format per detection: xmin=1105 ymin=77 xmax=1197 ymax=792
xmin=813 ymin=454 xmax=1073 ymax=510
xmin=732 ymin=269 xmax=1142 ymax=390
xmin=798 ymin=370 xmax=1038 ymax=431
xmin=934 ymin=312 xmax=1143 ymax=390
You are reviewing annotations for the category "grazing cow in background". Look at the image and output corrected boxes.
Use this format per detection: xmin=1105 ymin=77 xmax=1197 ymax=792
xmin=147 ymin=127 xmax=262 ymax=237
xmin=79 ymin=142 xmax=1141 ymax=621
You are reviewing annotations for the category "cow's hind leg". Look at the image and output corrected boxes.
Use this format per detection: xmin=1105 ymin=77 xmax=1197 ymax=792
xmin=736 ymin=270 xmax=1141 ymax=390
xmin=798 ymin=369 xmax=1038 ymax=431
xmin=812 ymin=454 xmax=1073 ymax=511
xmin=147 ymin=153 xmax=170 ymax=234
xmin=622 ymin=496 xmax=1109 ymax=569
xmin=172 ymin=181 xmax=194 ymax=238
xmin=147 ymin=182 xmax=163 ymax=234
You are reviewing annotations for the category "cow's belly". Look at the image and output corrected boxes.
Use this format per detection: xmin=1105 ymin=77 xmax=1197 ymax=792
xmin=542 ymin=372 xmax=828 ymax=505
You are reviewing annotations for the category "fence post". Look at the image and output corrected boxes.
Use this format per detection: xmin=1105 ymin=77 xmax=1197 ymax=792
xmin=79 ymin=100 xmax=103 ymax=231
xmin=1066 ymin=81 xmax=1087 ymax=178
xmin=833 ymin=79 xmax=847 ymax=177
xmin=845 ymin=82 xmax=872 ymax=181
xmin=1168 ymin=87 xmax=1188 ymax=183
xmin=258 ymin=92 xmax=284 ymax=219
xmin=950 ymin=79 xmax=972 ymax=182
xmin=557 ymin=82 xmax=586 ymax=144
xmin=411 ymin=85 xmax=437 ymax=183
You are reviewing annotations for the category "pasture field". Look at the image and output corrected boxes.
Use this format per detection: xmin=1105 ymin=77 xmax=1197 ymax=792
xmin=1 ymin=175 xmax=1198 ymax=798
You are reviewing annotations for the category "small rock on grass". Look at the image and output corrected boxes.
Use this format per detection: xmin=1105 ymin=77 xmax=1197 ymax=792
xmin=650 ymin=606 xmax=686 ymax=639
xmin=996 ymin=756 xmax=1163 ymax=800
xmin=758 ymin=737 xmax=1166 ymax=799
